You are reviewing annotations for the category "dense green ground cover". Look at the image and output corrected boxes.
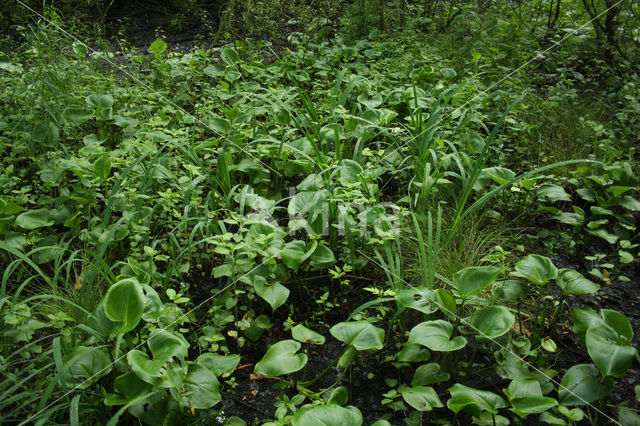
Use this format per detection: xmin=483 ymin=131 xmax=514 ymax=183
xmin=1 ymin=1 xmax=639 ymax=424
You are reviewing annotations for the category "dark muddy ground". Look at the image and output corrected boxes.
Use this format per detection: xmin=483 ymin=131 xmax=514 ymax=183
xmin=105 ymin=1 xmax=221 ymax=53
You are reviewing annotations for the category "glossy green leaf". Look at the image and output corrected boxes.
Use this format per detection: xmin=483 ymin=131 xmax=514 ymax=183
xmin=514 ymin=254 xmax=557 ymax=285
xmin=469 ymin=306 xmax=515 ymax=340
xmin=537 ymin=184 xmax=571 ymax=202
xmin=292 ymin=405 xmax=363 ymax=426
xmin=103 ymin=278 xmax=145 ymax=333
xmin=179 ymin=363 xmax=221 ymax=409
xmin=451 ymin=266 xmax=501 ymax=298
xmin=197 ymin=353 xmax=241 ymax=376
xmin=15 ymin=209 xmax=54 ymax=230
xmin=492 ymin=280 xmax=530 ymax=303
xmin=555 ymin=269 xmax=599 ymax=295
xmin=448 ymin=383 xmax=506 ymax=416
xmin=401 ymin=386 xmax=443 ymax=411
xmin=127 ymin=350 xmax=163 ymax=384
xmin=292 ymin=324 xmax=325 ymax=344
xmin=330 ymin=320 xmax=384 ymax=351
xmin=412 ymin=363 xmax=449 ymax=386
xmin=63 ymin=106 xmax=92 ymax=125
xmin=396 ymin=344 xmax=431 ymax=363
xmin=326 ymin=387 xmax=348 ymax=406
xmin=208 ymin=117 xmax=231 ymax=134
xmin=586 ymin=323 xmax=637 ymax=378
xmin=220 ymin=48 xmax=239 ymax=66
xmin=572 ymin=307 xmax=602 ymax=343
xmin=408 ymin=320 xmax=467 ymax=352
xmin=255 ymin=340 xmax=307 ymax=376
xmin=104 ymin=372 xmax=152 ymax=406
xmin=396 ymin=288 xmax=438 ymax=314
xmin=65 ymin=346 xmax=111 ymax=385
xmin=310 ymin=244 xmax=336 ymax=267
xmin=558 ymin=364 xmax=614 ymax=406
xmin=148 ymin=39 xmax=167 ymax=56
xmin=93 ymin=154 xmax=112 ymax=180
xmin=281 ymin=240 xmax=315 ymax=270
xmin=148 ymin=330 xmax=189 ymax=362
xmin=254 ymin=280 xmax=290 ymax=311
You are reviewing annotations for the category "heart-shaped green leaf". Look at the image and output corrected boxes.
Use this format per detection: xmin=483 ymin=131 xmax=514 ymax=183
xmin=103 ymin=278 xmax=145 ymax=333
xmin=448 ymin=383 xmax=506 ymax=416
xmin=396 ymin=288 xmax=438 ymax=314
xmin=514 ymin=255 xmax=557 ymax=285
xmin=197 ymin=353 xmax=241 ymax=376
xmin=281 ymin=240 xmax=316 ymax=271
xmin=255 ymin=340 xmax=308 ymax=376
xmin=537 ymin=184 xmax=571 ymax=202
xmin=586 ymin=323 xmax=637 ymax=378
xmin=558 ymin=364 xmax=614 ymax=406
xmin=408 ymin=320 xmax=467 ymax=352
xmin=62 ymin=106 xmax=93 ymax=125
xmin=292 ymin=405 xmax=363 ymax=426
xmin=127 ymin=350 xmax=164 ymax=384
xmin=330 ymin=321 xmax=385 ymax=351
xmin=412 ymin=362 xmax=450 ymax=386
xmin=15 ymin=209 xmax=54 ymax=230
xmin=220 ymin=48 xmax=239 ymax=66
xmin=93 ymin=154 xmax=111 ymax=180
xmin=452 ymin=266 xmax=501 ymax=298
xmin=572 ymin=307 xmax=602 ymax=344
xmin=104 ymin=372 xmax=152 ymax=406
xmin=148 ymin=330 xmax=189 ymax=362
xmin=555 ymin=269 xmax=599 ymax=295
xmin=492 ymin=280 xmax=530 ymax=303
xmin=310 ymin=244 xmax=336 ymax=267
xmin=254 ymin=280 xmax=290 ymax=311
xmin=179 ymin=363 xmax=221 ymax=409
xmin=401 ymin=386 xmax=443 ymax=411
xmin=396 ymin=344 xmax=431 ymax=363
xmin=504 ymin=379 xmax=557 ymax=417
xmin=65 ymin=346 xmax=111 ymax=386
xmin=470 ymin=306 xmax=515 ymax=340
xmin=292 ymin=324 xmax=325 ymax=344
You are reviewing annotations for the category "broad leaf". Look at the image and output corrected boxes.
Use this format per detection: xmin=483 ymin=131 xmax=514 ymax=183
xmin=197 ymin=353 xmax=241 ymax=376
xmin=451 ymin=266 xmax=501 ymax=298
xmin=292 ymin=405 xmax=363 ymax=426
xmin=412 ymin=363 xmax=449 ymax=386
xmin=586 ymin=323 xmax=637 ymax=378
xmin=401 ymin=386 xmax=443 ymax=411
xmin=470 ymin=306 xmax=515 ymax=340
xmin=292 ymin=324 xmax=325 ymax=344
xmin=254 ymin=280 xmax=290 ymax=311
xmin=148 ymin=330 xmax=189 ymax=362
xmin=179 ymin=363 xmax=221 ymax=409
xmin=255 ymin=340 xmax=307 ymax=376
xmin=396 ymin=288 xmax=438 ymax=314
xmin=537 ymin=184 xmax=571 ymax=202
xmin=555 ymin=269 xmax=599 ymax=295
xmin=448 ymin=383 xmax=506 ymax=416
xmin=514 ymin=255 xmax=557 ymax=285
xmin=408 ymin=320 xmax=467 ymax=352
xmin=330 ymin=321 xmax=384 ymax=351
xmin=558 ymin=364 xmax=614 ymax=406
xmin=103 ymin=278 xmax=145 ymax=333
xmin=15 ymin=209 xmax=54 ymax=230
xmin=127 ymin=350 xmax=163 ymax=384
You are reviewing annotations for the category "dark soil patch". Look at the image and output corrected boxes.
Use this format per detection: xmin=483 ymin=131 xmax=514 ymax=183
xmin=104 ymin=1 xmax=222 ymax=53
